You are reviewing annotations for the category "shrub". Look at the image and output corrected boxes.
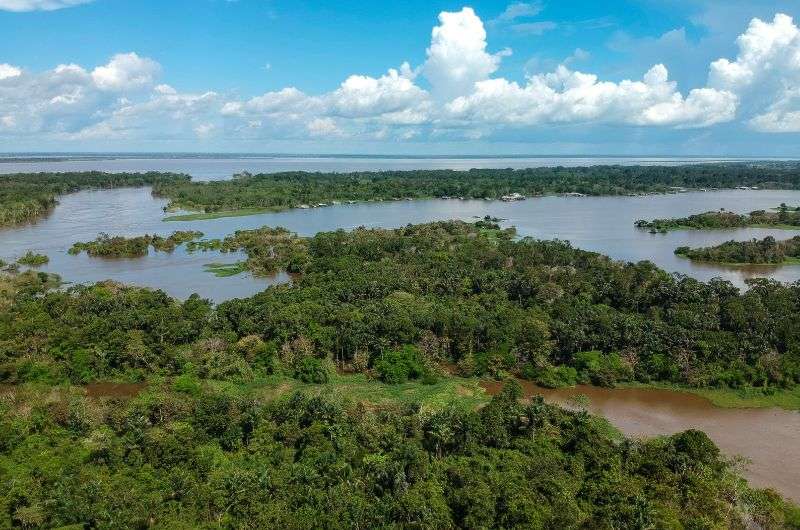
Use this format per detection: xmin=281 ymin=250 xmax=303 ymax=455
xmin=375 ymin=345 xmax=426 ymax=384
xmin=294 ymin=357 xmax=330 ymax=384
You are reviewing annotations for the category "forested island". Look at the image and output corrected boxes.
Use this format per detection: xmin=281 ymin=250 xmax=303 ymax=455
xmin=0 ymin=172 xmax=189 ymax=226
xmin=675 ymin=235 xmax=800 ymax=264
xmin=636 ymin=204 xmax=800 ymax=232
xmin=151 ymin=163 xmax=800 ymax=218
xmin=4 ymin=164 xmax=800 ymax=224
xmin=69 ymin=230 xmax=203 ymax=257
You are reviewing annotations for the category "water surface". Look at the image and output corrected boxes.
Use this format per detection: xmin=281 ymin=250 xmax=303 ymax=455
xmin=2 ymin=187 xmax=800 ymax=300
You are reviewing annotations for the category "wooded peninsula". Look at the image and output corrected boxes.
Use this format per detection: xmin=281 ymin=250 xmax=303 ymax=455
xmin=0 ymin=172 xmax=189 ymax=227
xmin=675 ymin=235 xmax=800 ymax=264
xmin=636 ymin=204 xmax=800 ymax=232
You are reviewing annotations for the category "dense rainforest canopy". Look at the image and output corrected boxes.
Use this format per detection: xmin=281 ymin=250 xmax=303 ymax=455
xmin=4 ymin=168 xmax=800 ymax=527
xmin=0 ymin=172 xmax=189 ymax=226
xmin=3 ymin=221 xmax=800 ymax=391
xmin=2 ymin=379 xmax=797 ymax=528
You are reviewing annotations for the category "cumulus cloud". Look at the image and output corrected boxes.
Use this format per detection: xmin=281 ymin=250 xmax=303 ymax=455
xmin=91 ymin=53 xmax=160 ymax=91
xmin=0 ymin=64 xmax=21 ymax=80
xmin=0 ymin=0 xmax=93 ymax=11
xmin=707 ymin=13 xmax=800 ymax=132
xmin=445 ymin=64 xmax=736 ymax=128
xmin=423 ymin=7 xmax=508 ymax=100
xmin=2 ymin=7 xmax=799 ymax=147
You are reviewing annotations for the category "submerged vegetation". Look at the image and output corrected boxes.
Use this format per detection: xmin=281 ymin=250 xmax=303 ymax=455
xmin=203 ymin=261 xmax=248 ymax=277
xmin=151 ymin=163 xmax=800 ymax=216
xmin=189 ymin=226 xmax=310 ymax=275
xmin=675 ymin=235 xmax=800 ymax=264
xmin=636 ymin=204 xmax=800 ymax=232
xmin=0 ymin=171 xmax=189 ymax=226
xmin=15 ymin=251 xmax=49 ymax=267
xmin=69 ymin=230 xmax=203 ymax=257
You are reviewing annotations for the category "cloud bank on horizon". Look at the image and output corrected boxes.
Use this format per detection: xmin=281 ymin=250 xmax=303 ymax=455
xmin=1 ymin=5 xmax=800 ymax=150
xmin=0 ymin=0 xmax=92 ymax=12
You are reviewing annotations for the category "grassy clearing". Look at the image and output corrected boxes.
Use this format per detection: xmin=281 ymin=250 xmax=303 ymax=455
xmin=163 ymin=207 xmax=277 ymax=222
xmin=267 ymin=373 xmax=490 ymax=410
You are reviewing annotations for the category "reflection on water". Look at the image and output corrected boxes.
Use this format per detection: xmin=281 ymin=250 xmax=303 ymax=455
xmin=1 ymin=187 xmax=800 ymax=301
xmin=481 ymin=380 xmax=800 ymax=503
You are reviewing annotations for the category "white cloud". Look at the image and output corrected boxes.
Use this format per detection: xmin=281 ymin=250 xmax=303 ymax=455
xmin=327 ymin=65 xmax=428 ymax=119
xmin=445 ymin=64 xmax=736 ymax=128
xmin=707 ymin=13 xmax=800 ymax=133
xmin=423 ymin=7 xmax=507 ymax=100
xmin=2 ymin=7 xmax=800 ymax=148
xmin=91 ymin=53 xmax=160 ymax=91
xmin=0 ymin=0 xmax=92 ymax=11
xmin=307 ymin=117 xmax=341 ymax=137
xmin=493 ymin=2 xmax=543 ymax=24
xmin=0 ymin=64 xmax=21 ymax=80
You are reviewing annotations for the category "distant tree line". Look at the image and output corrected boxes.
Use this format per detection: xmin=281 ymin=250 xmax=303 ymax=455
xmin=151 ymin=163 xmax=800 ymax=213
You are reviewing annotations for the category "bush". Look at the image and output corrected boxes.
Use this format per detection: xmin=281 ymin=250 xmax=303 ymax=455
xmin=294 ymin=357 xmax=330 ymax=384
xmin=522 ymin=363 xmax=577 ymax=388
xmin=375 ymin=345 xmax=426 ymax=384
xmin=573 ymin=351 xmax=632 ymax=387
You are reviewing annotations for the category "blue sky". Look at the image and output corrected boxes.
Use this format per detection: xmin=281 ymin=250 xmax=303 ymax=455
xmin=1 ymin=0 xmax=799 ymax=154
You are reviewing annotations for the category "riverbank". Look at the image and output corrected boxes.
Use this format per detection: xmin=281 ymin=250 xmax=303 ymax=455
xmin=163 ymin=206 xmax=279 ymax=221
xmin=627 ymin=382 xmax=800 ymax=410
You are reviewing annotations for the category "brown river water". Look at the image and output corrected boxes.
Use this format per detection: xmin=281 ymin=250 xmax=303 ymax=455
xmin=481 ymin=380 xmax=800 ymax=502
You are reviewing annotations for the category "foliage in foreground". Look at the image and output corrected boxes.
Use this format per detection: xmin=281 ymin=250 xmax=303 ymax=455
xmin=1 ymin=381 xmax=797 ymax=529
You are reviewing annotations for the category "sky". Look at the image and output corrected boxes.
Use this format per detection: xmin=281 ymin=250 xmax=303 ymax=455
xmin=1 ymin=0 xmax=799 ymax=155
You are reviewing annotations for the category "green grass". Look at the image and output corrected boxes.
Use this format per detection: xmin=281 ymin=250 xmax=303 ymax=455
xmin=626 ymin=382 xmax=800 ymax=410
xmin=203 ymin=262 xmax=248 ymax=277
xmin=163 ymin=207 xmax=278 ymax=222
xmin=230 ymin=373 xmax=490 ymax=410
